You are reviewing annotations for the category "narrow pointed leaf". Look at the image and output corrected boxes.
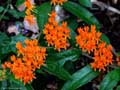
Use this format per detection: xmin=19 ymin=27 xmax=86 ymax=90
xmin=100 ymin=68 xmax=120 ymax=90
xmin=43 ymin=62 xmax=72 ymax=80
xmin=63 ymin=1 xmax=100 ymax=28
xmin=47 ymin=49 xmax=81 ymax=66
xmin=35 ymin=2 xmax=51 ymax=31
xmin=62 ymin=65 xmax=99 ymax=90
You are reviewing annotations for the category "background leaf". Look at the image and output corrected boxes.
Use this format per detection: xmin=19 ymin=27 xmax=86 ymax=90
xmin=35 ymin=2 xmax=51 ymax=31
xmin=63 ymin=1 xmax=100 ymax=29
xmin=116 ymin=85 xmax=120 ymax=90
xmin=101 ymin=33 xmax=110 ymax=44
xmin=16 ymin=0 xmax=25 ymax=7
xmin=0 ymin=6 xmax=4 ymax=13
xmin=47 ymin=48 xmax=81 ymax=66
xmin=100 ymin=68 xmax=120 ymax=90
xmin=1 ymin=34 xmax=27 ymax=54
xmin=78 ymin=0 xmax=92 ymax=7
xmin=66 ymin=18 xmax=78 ymax=47
xmin=43 ymin=62 xmax=72 ymax=81
xmin=8 ymin=9 xmax=25 ymax=19
xmin=0 ymin=32 xmax=11 ymax=59
xmin=0 ymin=33 xmax=27 ymax=60
xmin=62 ymin=65 xmax=99 ymax=90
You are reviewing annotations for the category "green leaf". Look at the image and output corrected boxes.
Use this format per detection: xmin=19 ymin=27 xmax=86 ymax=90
xmin=5 ymin=73 xmax=27 ymax=90
xmin=69 ymin=28 xmax=77 ymax=47
xmin=8 ymin=9 xmax=25 ymax=19
xmin=0 ymin=32 xmax=10 ymax=46
xmin=57 ymin=49 xmax=81 ymax=66
xmin=25 ymin=84 xmax=34 ymax=90
xmin=0 ymin=32 xmax=11 ymax=58
xmin=78 ymin=0 xmax=92 ymax=7
xmin=0 ymin=80 xmax=7 ymax=90
xmin=35 ymin=2 xmax=51 ymax=31
xmin=67 ymin=17 xmax=78 ymax=30
xmin=0 ymin=15 xmax=9 ymax=20
xmin=62 ymin=65 xmax=99 ymax=90
xmin=47 ymin=48 xmax=81 ymax=66
xmin=43 ymin=60 xmax=72 ymax=80
xmin=117 ymin=52 xmax=120 ymax=56
xmin=100 ymin=68 xmax=120 ymax=90
xmin=101 ymin=33 xmax=110 ymax=44
xmin=116 ymin=85 xmax=120 ymax=90
xmin=0 ymin=6 xmax=4 ymax=13
xmin=0 ymin=34 xmax=27 ymax=55
xmin=63 ymin=1 xmax=100 ymax=29
xmin=66 ymin=18 xmax=78 ymax=47
xmin=64 ymin=61 xmax=75 ymax=74
xmin=8 ymin=34 xmax=27 ymax=53
xmin=8 ymin=74 xmax=24 ymax=86
xmin=44 ymin=49 xmax=81 ymax=80
xmin=16 ymin=0 xmax=25 ymax=7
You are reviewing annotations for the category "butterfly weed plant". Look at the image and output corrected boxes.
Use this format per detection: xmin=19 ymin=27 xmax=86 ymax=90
xmin=0 ymin=0 xmax=120 ymax=90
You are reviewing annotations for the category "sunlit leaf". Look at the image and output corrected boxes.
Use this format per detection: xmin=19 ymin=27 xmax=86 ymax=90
xmin=62 ymin=65 xmax=99 ymax=90
xmin=100 ymin=68 xmax=120 ymax=90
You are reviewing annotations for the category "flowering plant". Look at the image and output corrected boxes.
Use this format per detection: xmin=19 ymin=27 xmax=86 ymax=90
xmin=0 ymin=0 xmax=120 ymax=90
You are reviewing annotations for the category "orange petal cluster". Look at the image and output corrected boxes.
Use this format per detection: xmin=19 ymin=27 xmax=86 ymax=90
xmin=2 ymin=39 xmax=46 ymax=85
xmin=91 ymin=42 xmax=113 ymax=71
xmin=43 ymin=11 xmax=70 ymax=51
xmin=51 ymin=0 xmax=67 ymax=5
xmin=76 ymin=25 xmax=101 ymax=53
xmin=76 ymin=25 xmax=113 ymax=71
xmin=24 ymin=0 xmax=35 ymax=25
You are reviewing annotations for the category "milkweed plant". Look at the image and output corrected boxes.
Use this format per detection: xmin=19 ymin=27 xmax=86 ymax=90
xmin=0 ymin=0 xmax=120 ymax=90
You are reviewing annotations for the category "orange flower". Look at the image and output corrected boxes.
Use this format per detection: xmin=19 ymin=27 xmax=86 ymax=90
xmin=76 ymin=25 xmax=102 ymax=53
xmin=24 ymin=0 xmax=35 ymax=25
xmin=2 ymin=39 xmax=46 ymax=85
xmin=51 ymin=0 xmax=67 ymax=5
xmin=76 ymin=25 xmax=113 ymax=71
xmin=24 ymin=15 xmax=35 ymax=25
xmin=91 ymin=42 xmax=113 ymax=71
xmin=43 ymin=11 xmax=70 ymax=51
xmin=24 ymin=0 xmax=33 ymax=8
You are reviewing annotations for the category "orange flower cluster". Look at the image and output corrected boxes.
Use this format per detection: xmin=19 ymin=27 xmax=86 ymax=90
xmin=91 ymin=42 xmax=113 ymax=71
xmin=43 ymin=11 xmax=70 ymax=51
xmin=76 ymin=25 xmax=113 ymax=71
xmin=51 ymin=0 xmax=67 ymax=5
xmin=24 ymin=0 xmax=35 ymax=25
xmin=2 ymin=39 xmax=46 ymax=85
xmin=76 ymin=25 xmax=101 ymax=53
